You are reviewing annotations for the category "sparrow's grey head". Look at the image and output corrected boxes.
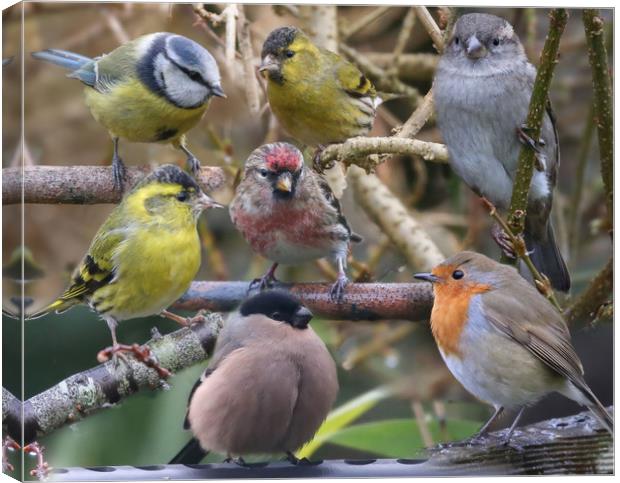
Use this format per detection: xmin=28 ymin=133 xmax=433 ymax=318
xmin=442 ymin=14 xmax=525 ymax=73
xmin=144 ymin=33 xmax=225 ymax=109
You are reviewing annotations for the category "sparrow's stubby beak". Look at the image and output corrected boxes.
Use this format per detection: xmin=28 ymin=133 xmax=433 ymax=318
xmin=292 ymin=306 xmax=313 ymax=328
xmin=259 ymin=54 xmax=280 ymax=78
xmin=466 ymin=35 xmax=487 ymax=59
xmin=414 ymin=273 xmax=441 ymax=283
xmin=275 ymin=172 xmax=293 ymax=193
xmin=196 ymin=192 xmax=224 ymax=210
xmin=210 ymin=84 xmax=227 ymax=99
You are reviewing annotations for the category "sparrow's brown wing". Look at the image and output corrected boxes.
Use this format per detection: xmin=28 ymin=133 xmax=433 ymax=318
xmin=482 ymin=289 xmax=586 ymax=388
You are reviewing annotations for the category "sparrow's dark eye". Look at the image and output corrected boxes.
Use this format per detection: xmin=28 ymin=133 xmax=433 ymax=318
xmin=452 ymin=270 xmax=464 ymax=280
xmin=284 ymin=49 xmax=295 ymax=58
xmin=493 ymin=38 xmax=500 ymax=46
xmin=176 ymin=191 xmax=189 ymax=202
xmin=259 ymin=168 xmax=269 ymax=177
xmin=454 ymin=37 xmax=460 ymax=45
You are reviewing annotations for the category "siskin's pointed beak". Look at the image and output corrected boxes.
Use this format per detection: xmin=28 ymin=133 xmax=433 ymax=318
xmin=211 ymin=84 xmax=227 ymax=99
xmin=414 ymin=273 xmax=441 ymax=283
xmin=259 ymin=54 xmax=280 ymax=78
xmin=196 ymin=192 xmax=224 ymax=210
xmin=275 ymin=172 xmax=293 ymax=193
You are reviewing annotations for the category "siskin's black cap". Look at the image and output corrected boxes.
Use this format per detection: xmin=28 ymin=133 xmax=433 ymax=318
xmin=136 ymin=164 xmax=201 ymax=192
xmin=261 ymin=26 xmax=299 ymax=59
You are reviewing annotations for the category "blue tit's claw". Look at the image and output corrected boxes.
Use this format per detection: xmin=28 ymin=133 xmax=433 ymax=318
xmin=329 ymin=275 xmax=348 ymax=303
xmin=112 ymin=156 xmax=127 ymax=192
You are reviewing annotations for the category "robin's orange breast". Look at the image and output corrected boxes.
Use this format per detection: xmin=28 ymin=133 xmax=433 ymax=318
xmin=431 ymin=281 xmax=491 ymax=357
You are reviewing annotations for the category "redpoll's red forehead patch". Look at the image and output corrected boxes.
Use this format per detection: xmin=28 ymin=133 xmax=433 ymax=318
xmin=264 ymin=144 xmax=303 ymax=172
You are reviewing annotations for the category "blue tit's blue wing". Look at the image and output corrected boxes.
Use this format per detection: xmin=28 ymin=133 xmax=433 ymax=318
xmin=67 ymin=60 xmax=98 ymax=87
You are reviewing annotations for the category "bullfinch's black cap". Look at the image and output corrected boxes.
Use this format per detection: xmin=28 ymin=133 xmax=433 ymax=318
xmin=240 ymin=291 xmax=313 ymax=329
xmin=261 ymin=26 xmax=299 ymax=59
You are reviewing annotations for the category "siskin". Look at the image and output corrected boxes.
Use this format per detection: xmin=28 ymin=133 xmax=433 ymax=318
xmin=260 ymin=26 xmax=377 ymax=149
xmin=28 ymin=165 xmax=223 ymax=359
xmin=32 ymin=33 xmax=226 ymax=190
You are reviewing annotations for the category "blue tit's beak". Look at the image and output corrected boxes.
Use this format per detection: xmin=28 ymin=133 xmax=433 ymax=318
xmin=211 ymin=84 xmax=227 ymax=99
xmin=292 ymin=306 xmax=313 ymax=328
xmin=414 ymin=273 xmax=441 ymax=283
xmin=466 ymin=35 xmax=487 ymax=59
xmin=197 ymin=192 xmax=224 ymax=210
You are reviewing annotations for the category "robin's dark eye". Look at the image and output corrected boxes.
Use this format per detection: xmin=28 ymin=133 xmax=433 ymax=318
xmin=259 ymin=168 xmax=269 ymax=177
xmin=284 ymin=49 xmax=295 ymax=58
xmin=176 ymin=191 xmax=188 ymax=202
xmin=493 ymin=38 xmax=500 ymax=46
xmin=452 ymin=270 xmax=464 ymax=280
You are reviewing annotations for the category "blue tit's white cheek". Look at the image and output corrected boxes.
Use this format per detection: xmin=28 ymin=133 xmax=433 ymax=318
xmin=153 ymin=55 xmax=209 ymax=109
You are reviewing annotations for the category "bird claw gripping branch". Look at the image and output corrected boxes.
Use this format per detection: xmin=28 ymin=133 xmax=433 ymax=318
xmin=97 ymin=343 xmax=172 ymax=379
xmin=516 ymin=125 xmax=547 ymax=172
xmin=2 ymin=436 xmax=20 ymax=473
xmin=23 ymin=442 xmax=52 ymax=480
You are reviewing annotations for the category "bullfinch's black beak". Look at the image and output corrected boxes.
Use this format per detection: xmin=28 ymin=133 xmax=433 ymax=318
xmin=414 ymin=273 xmax=441 ymax=283
xmin=292 ymin=306 xmax=313 ymax=328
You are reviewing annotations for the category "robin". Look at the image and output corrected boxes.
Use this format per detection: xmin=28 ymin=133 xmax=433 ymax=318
xmin=414 ymin=251 xmax=612 ymax=442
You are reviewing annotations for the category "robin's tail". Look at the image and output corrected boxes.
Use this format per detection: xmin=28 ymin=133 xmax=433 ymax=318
xmin=563 ymin=381 xmax=613 ymax=434
xmin=169 ymin=438 xmax=208 ymax=464
xmin=524 ymin=220 xmax=571 ymax=292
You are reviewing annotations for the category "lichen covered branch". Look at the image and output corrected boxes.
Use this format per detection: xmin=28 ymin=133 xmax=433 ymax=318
xmin=564 ymin=258 xmax=613 ymax=325
xmin=507 ymin=9 xmax=568 ymax=236
xmin=583 ymin=10 xmax=613 ymax=228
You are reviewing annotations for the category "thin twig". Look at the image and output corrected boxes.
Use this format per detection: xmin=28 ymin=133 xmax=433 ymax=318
xmin=482 ymin=198 xmax=562 ymax=311
xmin=414 ymin=7 xmax=445 ymax=53
xmin=237 ymin=5 xmax=261 ymax=115
xmin=340 ymin=6 xmax=391 ymax=39
xmin=564 ymin=258 xmax=612 ymax=325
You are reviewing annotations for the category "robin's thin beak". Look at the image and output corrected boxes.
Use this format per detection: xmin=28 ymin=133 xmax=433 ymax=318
xmin=292 ymin=306 xmax=313 ymax=328
xmin=259 ymin=54 xmax=280 ymax=77
xmin=275 ymin=172 xmax=293 ymax=193
xmin=211 ymin=84 xmax=227 ymax=99
xmin=414 ymin=273 xmax=441 ymax=283
xmin=196 ymin=192 xmax=224 ymax=210
xmin=466 ymin=35 xmax=487 ymax=59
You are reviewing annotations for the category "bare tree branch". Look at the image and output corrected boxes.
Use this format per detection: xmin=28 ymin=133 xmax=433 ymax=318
xmin=2 ymin=165 xmax=226 ymax=205
xmin=564 ymin=257 xmax=612 ymax=325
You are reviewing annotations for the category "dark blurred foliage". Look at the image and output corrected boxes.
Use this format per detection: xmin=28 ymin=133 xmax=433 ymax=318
xmin=1 ymin=3 xmax=613 ymax=470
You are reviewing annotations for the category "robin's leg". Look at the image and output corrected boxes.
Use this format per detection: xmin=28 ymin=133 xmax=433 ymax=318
xmin=161 ymin=309 xmax=209 ymax=327
xmin=97 ymin=318 xmax=171 ymax=379
xmin=329 ymin=256 xmax=349 ymax=303
xmin=111 ymin=137 xmax=127 ymax=192
xmin=23 ymin=442 xmax=52 ymax=480
xmin=249 ymin=263 xmax=279 ymax=292
xmin=501 ymin=407 xmax=525 ymax=445
xmin=473 ymin=406 xmax=505 ymax=439
xmin=179 ymin=143 xmax=201 ymax=175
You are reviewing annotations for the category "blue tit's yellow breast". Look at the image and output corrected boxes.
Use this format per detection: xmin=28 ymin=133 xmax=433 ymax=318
xmin=84 ymin=78 xmax=209 ymax=143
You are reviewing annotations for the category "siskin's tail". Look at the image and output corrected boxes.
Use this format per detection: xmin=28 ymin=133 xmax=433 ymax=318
xmin=169 ymin=438 xmax=208 ymax=465
xmin=26 ymin=298 xmax=77 ymax=320
xmin=31 ymin=49 xmax=92 ymax=72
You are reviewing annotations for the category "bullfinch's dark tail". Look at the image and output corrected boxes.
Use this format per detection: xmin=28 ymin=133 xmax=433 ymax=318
xmin=169 ymin=438 xmax=208 ymax=465
xmin=525 ymin=220 xmax=571 ymax=292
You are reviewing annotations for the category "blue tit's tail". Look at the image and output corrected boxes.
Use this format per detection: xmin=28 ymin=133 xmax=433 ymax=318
xmin=31 ymin=49 xmax=92 ymax=72
xmin=525 ymin=219 xmax=571 ymax=293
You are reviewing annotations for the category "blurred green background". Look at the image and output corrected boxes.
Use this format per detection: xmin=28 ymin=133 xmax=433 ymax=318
xmin=2 ymin=3 xmax=613 ymax=472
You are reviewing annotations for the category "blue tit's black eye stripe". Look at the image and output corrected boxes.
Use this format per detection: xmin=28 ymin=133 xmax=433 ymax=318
xmin=162 ymin=48 xmax=210 ymax=88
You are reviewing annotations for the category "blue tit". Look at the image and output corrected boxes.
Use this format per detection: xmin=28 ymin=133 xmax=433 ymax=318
xmin=32 ymin=32 xmax=226 ymax=190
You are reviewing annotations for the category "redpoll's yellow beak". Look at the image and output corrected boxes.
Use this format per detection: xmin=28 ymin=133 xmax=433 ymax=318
xmin=196 ymin=192 xmax=224 ymax=210
xmin=275 ymin=172 xmax=293 ymax=193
